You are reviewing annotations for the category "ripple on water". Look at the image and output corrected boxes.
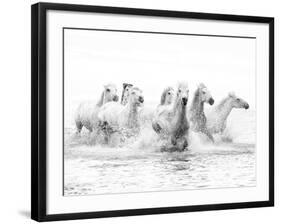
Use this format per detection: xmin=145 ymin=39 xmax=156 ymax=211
xmin=64 ymin=110 xmax=256 ymax=196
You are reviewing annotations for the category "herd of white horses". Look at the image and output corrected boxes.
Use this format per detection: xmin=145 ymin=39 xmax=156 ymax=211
xmin=74 ymin=82 xmax=249 ymax=151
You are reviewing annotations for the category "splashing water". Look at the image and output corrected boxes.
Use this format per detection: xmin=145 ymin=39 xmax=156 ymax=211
xmin=64 ymin=109 xmax=256 ymax=196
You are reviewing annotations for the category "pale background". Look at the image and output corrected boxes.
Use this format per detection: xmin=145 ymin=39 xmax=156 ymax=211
xmin=65 ymin=28 xmax=255 ymax=113
xmin=0 ymin=0 xmax=280 ymax=223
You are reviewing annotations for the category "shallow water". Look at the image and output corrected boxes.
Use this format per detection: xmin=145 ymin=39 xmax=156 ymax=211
xmin=64 ymin=110 xmax=256 ymax=196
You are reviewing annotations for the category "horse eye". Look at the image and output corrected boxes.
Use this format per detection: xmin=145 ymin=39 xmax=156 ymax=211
xmin=168 ymin=92 xmax=171 ymax=95
xmin=178 ymin=90 xmax=181 ymax=93
xmin=237 ymin=98 xmax=240 ymax=101
xmin=106 ymin=89 xmax=110 ymax=92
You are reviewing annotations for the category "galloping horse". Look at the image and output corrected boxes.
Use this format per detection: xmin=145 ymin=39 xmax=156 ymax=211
xmin=206 ymin=92 xmax=249 ymax=134
xmin=188 ymin=83 xmax=215 ymax=142
xmin=152 ymin=82 xmax=190 ymax=151
xmin=74 ymin=83 xmax=119 ymax=133
xmin=98 ymin=87 xmax=144 ymax=139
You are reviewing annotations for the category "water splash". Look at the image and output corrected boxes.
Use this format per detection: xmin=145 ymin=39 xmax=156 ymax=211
xmin=64 ymin=110 xmax=256 ymax=196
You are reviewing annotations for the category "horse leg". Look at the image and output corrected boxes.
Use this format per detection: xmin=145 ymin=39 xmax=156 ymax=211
xmin=98 ymin=121 xmax=109 ymax=144
xmin=104 ymin=123 xmax=110 ymax=144
xmin=80 ymin=120 xmax=93 ymax=133
xmin=221 ymin=127 xmax=233 ymax=142
xmin=171 ymin=135 xmax=177 ymax=146
xmin=183 ymin=137 xmax=188 ymax=150
xmin=204 ymin=129 xmax=214 ymax=142
xmin=219 ymin=122 xmax=227 ymax=134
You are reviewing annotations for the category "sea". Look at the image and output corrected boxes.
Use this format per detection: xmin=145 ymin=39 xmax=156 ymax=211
xmin=64 ymin=102 xmax=256 ymax=196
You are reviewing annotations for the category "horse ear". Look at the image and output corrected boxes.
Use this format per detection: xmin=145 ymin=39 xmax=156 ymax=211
xmin=123 ymin=83 xmax=133 ymax=89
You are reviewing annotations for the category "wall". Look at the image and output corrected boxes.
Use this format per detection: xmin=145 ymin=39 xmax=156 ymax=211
xmin=0 ymin=0 xmax=279 ymax=223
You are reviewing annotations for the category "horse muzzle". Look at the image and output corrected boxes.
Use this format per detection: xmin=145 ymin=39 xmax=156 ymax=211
xmin=244 ymin=103 xmax=249 ymax=109
xmin=113 ymin=95 xmax=119 ymax=102
xmin=182 ymin=97 xmax=188 ymax=106
xmin=139 ymin=96 xmax=144 ymax=103
xmin=209 ymin=98 xmax=214 ymax=105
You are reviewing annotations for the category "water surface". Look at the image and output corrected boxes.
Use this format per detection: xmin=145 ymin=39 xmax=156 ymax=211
xmin=64 ymin=110 xmax=256 ymax=196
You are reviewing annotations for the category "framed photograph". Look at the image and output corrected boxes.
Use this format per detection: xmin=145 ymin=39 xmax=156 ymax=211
xmin=31 ymin=2 xmax=274 ymax=222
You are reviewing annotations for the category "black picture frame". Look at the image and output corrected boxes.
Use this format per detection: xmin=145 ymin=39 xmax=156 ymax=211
xmin=31 ymin=2 xmax=274 ymax=222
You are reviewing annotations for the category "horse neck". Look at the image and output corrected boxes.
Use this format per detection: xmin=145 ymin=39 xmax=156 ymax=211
xmin=179 ymin=103 xmax=187 ymax=122
xmin=96 ymin=91 xmax=105 ymax=107
xmin=121 ymin=89 xmax=126 ymax=105
xmin=123 ymin=95 xmax=129 ymax=105
xmin=172 ymin=96 xmax=181 ymax=113
xmin=125 ymin=100 xmax=139 ymax=126
xmin=174 ymin=97 xmax=187 ymax=122
xmin=163 ymin=97 xmax=168 ymax=105
xmin=161 ymin=92 xmax=168 ymax=105
xmin=216 ymin=98 xmax=233 ymax=122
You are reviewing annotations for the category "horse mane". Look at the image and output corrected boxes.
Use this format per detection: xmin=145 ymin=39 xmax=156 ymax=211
xmin=216 ymin=92 xmax=237 ymax=109
xmin=216 ymin=95 xmax=232 ymax=110
xmin=198 ymin=83 xmax=206 ymax=89
xmin=191 ymin=83 xmax=205 ymax=105
xmin=160 ymin=87 xmax=173 ymax=105
xmin=96 ymin=91 xmax=105 ymax=107
xmin=130 ymin=87 xmax=142 ymax=93
xmin=190 ymin=86 xmax=204 ymax=113
xmin=191 ymin=87 xmax=200 ymax=106
xmin=228 ymin=91 xmax=236 ymax=98
xmin=190 ymin=83 xmax=209 ymax=114
xmin=177 ymin=81 xmax=188 ymax=90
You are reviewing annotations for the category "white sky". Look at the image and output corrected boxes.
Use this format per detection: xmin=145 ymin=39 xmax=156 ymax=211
xmin=64 ymin=29 xmax=256 ymax=109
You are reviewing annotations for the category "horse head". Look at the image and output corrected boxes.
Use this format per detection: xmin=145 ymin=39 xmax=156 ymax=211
xmin=160 ymin=87 xmax=174 ymax=105
xmin=197 ymin=83 xmax=214 ymax=105
xmin=128 ymin=87 xmax=144 ymax=106
xmin=103 ymin=83 xmax=119 ymax=103
xmin=121 ymin=83 xmax=133 ymax=105
xmin=176 ymin=82 xmax=189 ymax=106
xmin=228 ymin=92 xmax=249 ymax=109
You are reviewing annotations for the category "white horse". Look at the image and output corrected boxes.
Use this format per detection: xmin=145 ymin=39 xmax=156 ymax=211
xmin=188 ymin=83 xmax=215 ymax=142
xmin=152 ymin=82 xmax=190 ymax=151
xmin=74 ymin=83 xmax=119 ymax=133
xmin=121 ymin=83 xmax=133 ymax=105
xmin=206 ymin=92 xmax=249 ymax=134
xmin=98 ymin=87 xmax=144 ymax=139
xmin=152 ymin=86 xmax=175 ymax=123
xmin=160 ymin=86 xmax=175 ymax=106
